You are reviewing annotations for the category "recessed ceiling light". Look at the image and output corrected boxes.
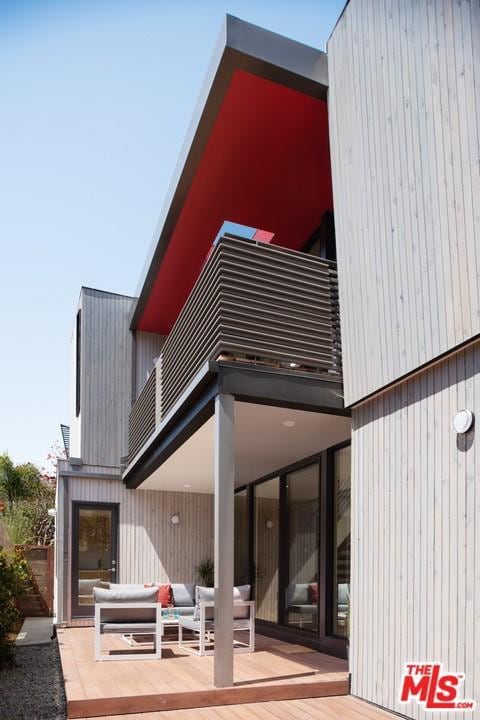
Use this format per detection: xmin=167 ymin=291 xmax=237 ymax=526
xmin=289 ymin=362 xmax=300 ymax=368
xmin=282 ymin=420 xmax=296 ymax=428
xmin=184 ymin=484 xmax=191 ymax=488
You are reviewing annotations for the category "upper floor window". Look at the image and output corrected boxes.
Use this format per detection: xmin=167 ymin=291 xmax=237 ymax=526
xmin=76 ymin=310 xmax=81 ymax=417
xmin=303 ymin=210 xmax=336 ymax=261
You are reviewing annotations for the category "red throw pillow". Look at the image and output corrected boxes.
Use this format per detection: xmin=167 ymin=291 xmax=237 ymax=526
xmin=144 ymin=583 xmax=172 ymax=606
xmin=157 ymin=583 xmax=172 ymax=606
xmin=309 ymin=583 xmax=318 ymax=603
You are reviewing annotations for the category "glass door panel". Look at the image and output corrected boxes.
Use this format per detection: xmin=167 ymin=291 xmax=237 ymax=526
xmin=254 ymin=478 xmax=279 ymax=623
xmin=72 ymin=503 xmax=118 ymax=617
xmin=234 ymin=489 xmax=249 ymax=586
xmin=284 ymin=464 xmax=319 ymax=631
xmin=333 ymin=446 xmax=351 ymax=636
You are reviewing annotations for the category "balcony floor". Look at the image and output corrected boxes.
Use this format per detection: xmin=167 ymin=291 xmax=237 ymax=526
xmin=58 ymin=627 xmax=349 ymax=718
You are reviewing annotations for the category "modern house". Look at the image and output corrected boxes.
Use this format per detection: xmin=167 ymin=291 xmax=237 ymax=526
xmin=54 ymin=2 xmax=480 ymax=718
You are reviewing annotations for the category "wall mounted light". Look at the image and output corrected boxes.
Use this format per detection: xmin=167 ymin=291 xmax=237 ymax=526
xmin=170 ymin=514 xmax=180 ymax=525
xmin=265 ymin=520 xmax=274 ymax=530
xmin=453 ymin=409 xmax=474 ymax=434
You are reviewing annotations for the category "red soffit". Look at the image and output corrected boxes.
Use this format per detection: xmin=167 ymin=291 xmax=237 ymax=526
xmin=138 ymin=69 xmax=332 ymax=334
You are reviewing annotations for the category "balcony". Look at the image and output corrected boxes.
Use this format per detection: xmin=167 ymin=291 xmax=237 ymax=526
xmin=128 ymin=236 xmax=342 ymax=463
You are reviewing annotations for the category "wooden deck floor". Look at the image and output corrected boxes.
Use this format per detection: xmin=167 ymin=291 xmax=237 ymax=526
xmin=75 ymin=696 xmax=399 ymax=720
xmin=58 ymin=628 xmax=349 ymax=719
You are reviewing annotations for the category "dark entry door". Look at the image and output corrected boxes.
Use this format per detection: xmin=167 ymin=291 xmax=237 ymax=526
xmin=71 ymin=502 xmax=118 ymax=618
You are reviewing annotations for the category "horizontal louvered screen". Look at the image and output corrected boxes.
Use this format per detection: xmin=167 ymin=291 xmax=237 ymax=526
xmin=128 ymin=367 xmax=156 ymax=462
xmin=159 ymin=237 xmax=341 ymax=419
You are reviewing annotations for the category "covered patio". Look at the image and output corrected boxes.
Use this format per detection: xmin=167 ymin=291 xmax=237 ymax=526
xmin=57 ymin=626 xmax=348 ymax=718
xmin=123 ymin=379 xmax=350 ymax=686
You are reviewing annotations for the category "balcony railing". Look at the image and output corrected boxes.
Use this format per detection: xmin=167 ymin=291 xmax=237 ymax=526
xmin=128 ymin=366 xmax=156 ymax=461
xmin=128 ymin=237 xmax=342 ymax=462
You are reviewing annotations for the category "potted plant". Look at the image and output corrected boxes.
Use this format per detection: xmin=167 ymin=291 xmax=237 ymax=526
xmin=195 ymin=558 xmax=214 ymax=587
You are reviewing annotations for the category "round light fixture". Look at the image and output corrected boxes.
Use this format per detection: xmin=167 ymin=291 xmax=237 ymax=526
xmin=453 ymin=409 xmax=474 ymax=434
xmin=170 ymin=514 xmax=180 ymax=525
xmin=265 ymin=520 xmax=274 ymax=530
xmin=282 ymin=420 xmax=296 ymax=428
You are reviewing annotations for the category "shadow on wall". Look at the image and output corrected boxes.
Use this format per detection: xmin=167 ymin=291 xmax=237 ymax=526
xmin=353 ymin=343 xmax=478 ymax=454
xmin=138 ymin=490 xmax=214 ymax=585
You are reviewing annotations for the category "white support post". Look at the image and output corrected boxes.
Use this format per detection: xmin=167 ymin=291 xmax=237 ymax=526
xmin=214 ymin=393 xmax=235 ymax=688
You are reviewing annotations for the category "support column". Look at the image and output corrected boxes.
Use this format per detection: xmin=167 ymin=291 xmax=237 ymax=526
xmin=214 ymin=393 xmax=235 ymax=688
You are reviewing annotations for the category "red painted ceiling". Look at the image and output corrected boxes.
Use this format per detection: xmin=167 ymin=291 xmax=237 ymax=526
xmin=138 ymin=69 xmax=333 ymax=334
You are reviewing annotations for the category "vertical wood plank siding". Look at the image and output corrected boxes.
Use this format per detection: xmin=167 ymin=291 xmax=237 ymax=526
xmin=80 ymin=289 xmax=133 ymax=466
xmin=350 ymin=342 xmax=480 ymax=720
xmin=135 ymin=331 xmax=165 ymax=400
xmin=67 ymin=476 xmax=213 ymax=595
xmin=328 ymin=0 xmax=480 ymax=406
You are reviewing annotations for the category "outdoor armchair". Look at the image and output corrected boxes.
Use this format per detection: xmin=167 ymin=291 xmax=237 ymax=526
xmin=94 ymin=586 xmax=162 ymax=661
xmin=178 ymin=585 xmax=255 ymax=656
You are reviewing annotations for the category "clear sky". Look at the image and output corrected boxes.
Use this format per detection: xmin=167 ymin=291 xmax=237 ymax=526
xmin=0 ymin=0 xmax=344 ymax=469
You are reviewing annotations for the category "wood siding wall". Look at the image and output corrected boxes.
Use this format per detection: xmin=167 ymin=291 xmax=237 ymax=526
xmin=135 ymin=331 xmax=165 ymax=401
xmin=66 ymin=476 xmax=213 ymax=617
xmin=350 ymin=342 xmax=480 ymax=719
xmin=77 ymin=289 xmax=134 ymax=466
xmin=328 ymin=0 xmax=480 ymax=406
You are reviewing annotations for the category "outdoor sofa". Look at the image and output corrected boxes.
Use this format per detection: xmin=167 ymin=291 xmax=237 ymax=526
xmin=93 ymin=582 xmax=255 ymax=660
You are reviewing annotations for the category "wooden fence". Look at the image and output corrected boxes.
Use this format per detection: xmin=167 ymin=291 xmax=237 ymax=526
xmin=15 ymin=544 xmax=54 ymax=617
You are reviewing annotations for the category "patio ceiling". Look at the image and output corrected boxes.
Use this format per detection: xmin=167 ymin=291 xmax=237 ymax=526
xmin=130 ymin=15 xmax=331 ymax=335
xmin=139 ymin=401 xmax=351 ymax=493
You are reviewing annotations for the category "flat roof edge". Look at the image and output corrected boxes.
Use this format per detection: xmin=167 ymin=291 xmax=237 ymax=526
xmin=129 ymin=15 xmax=328 ymax=331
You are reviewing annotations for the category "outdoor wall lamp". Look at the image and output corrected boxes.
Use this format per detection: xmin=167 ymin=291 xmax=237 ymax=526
xmin=265 ymin=520 xmax=274 ymax=530
xmin=453 ymin=409 xmax=474 ymax=434
xmin=170 ymin=514 xmax=180 ymax=525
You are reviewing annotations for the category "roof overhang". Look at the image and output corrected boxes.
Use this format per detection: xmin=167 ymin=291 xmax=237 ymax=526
xmin=123 ymin=361 xmax=347 ymax=490
xmin=130 ymin=15 xmax=330 ymax=334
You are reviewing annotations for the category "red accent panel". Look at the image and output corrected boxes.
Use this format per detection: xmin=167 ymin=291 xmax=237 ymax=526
xmin=253 ymin=229 xmax=275 ymax=243
xmin=139 ymin=70 xmax=333 ymax=333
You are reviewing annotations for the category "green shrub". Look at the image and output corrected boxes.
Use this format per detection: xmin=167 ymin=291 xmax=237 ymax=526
xmin=0 ymin=547 xmax=29 ymax=668
xmin=3 ymin=484 xmax=55 ymax=547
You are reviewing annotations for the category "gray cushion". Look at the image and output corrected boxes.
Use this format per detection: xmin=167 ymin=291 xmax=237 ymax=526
xmin=100 ymin=622 xmax=160 ymax=634
xmin=179 ymin=616 xmax=251 ymax=632
xmin=171 ymin=583 xmax=195 ymax=607
xmin=94 ymin=586 xmax=159 ymax=623
xmin=338 ymin=583 xmax=350 ymax=606
xmin=233 ymin=585 xmax=251 ymax=619
xmin=172 ymin=606 xmax=195 ymax=617
xmin=193 ymin=585 xmax=251 ymax=621
xmin=286 ymin=583 xmax=310 ymax=606
xmin=78 ymin=578 xmax=101 ymax=595
xmin=288 ymin=604 xmax=318 ymax=614
xmin=194 ymin=586 xmax=215 ymax=620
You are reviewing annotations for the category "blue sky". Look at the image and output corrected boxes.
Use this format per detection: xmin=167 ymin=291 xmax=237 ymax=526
xmin=0 ymin=0 xmax=344 ymax=469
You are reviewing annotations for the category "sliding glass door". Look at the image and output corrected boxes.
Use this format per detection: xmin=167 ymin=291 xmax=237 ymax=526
xmin=284 ymin=464 xmax=320 ymax=631
xmin=234 ymin=441 xmax=351 ymax=655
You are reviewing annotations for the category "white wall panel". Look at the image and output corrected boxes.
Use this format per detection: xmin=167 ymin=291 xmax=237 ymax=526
xmin=350 ymin=342 xmax=480 ymax=720
xmin=328 ymin=0 xmax=480 ymax=405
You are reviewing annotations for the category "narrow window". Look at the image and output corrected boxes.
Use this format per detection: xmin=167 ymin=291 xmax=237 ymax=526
xmin=76 ymin=310 xmax=81 ymax=417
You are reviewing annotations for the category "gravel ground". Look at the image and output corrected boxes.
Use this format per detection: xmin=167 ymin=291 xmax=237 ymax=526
xmin=0 ymin=641 xmax=67 ymax=720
